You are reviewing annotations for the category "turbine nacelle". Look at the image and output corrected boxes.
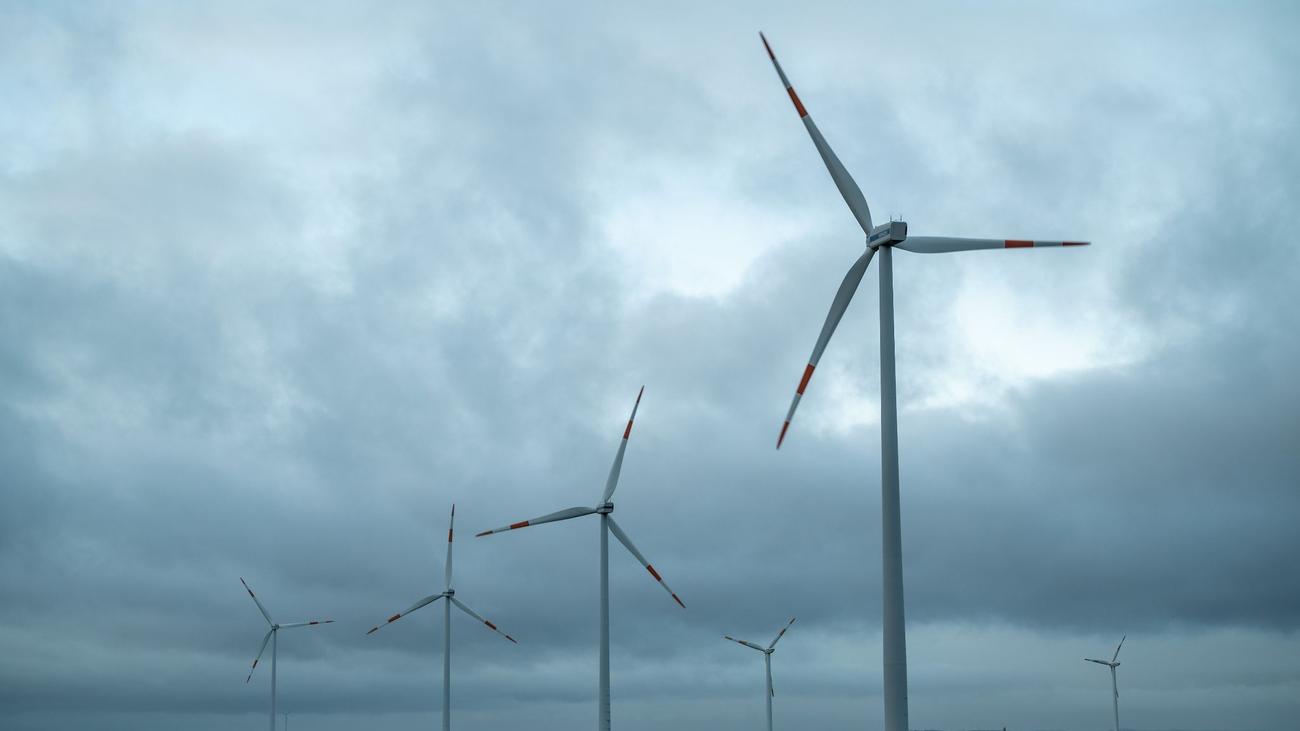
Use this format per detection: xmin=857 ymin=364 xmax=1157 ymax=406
xmin=868 ymin=221 xmax=908 ymax=249
xmin=596 ymin=502 xmax=614 ymax=515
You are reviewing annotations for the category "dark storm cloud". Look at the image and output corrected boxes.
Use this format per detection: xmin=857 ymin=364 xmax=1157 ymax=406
xmin=2 ymin=2 xmax=1298 ymax=730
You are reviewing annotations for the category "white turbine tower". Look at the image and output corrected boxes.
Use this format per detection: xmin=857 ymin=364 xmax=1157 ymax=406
xmin=367 ymin=504 xmax=517 ymax=731
xmin=240 ymin=578 xmax=333 ymax=731
xmin=758 ymin=33 xmax=1090 ymax=731
xmin=724 ymin=617 xmax=796 ymax=731
xmin=476 ymin=387 xmax=685 ymax=731
xmin=1085 ymin=635 xmax=1126 ymax=731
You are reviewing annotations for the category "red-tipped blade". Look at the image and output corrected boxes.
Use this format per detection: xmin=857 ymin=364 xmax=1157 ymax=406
xmin=607 ymin=516 xmax=684 ymax=608
xmin=777 ymin=248 xmax=875 ymax=449
xmin=759 ymin=32 xmax=874 ymax=235
xmin=602 ymin=387 xmax=645 ymax=504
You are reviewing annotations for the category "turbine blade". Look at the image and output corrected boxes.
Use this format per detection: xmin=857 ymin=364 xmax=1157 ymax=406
xmin=606 ymin=516 xmax=684 ymax=608
xmin=601 ymin=386 xmax=644 ymax=504
xmin=777 ymin=247 xmax=875 ymax=448
xmin=365 ymin=594 xmax=442 ymax=635
xmin=240 ymin=577 xmax=274 ymax=626
xmin=767 ymin=617 xmax=796 ymax=650
xmin=724 ymin=635 xmax=767 ymax=652
xmin=278 ymin=619 xmax=335 ymax=629
xmin=475 ymin=506 xmax=597 ymax=537
xmin=896 ymin=236 xmax=1091 ymax=254
xmin=1112 ymin=634 xmax=1126 ymax=662
xmin=760 ymin=32 xmax=873 ymax=235
xmin=450 ymin=597 xmax=518 ymax=644
xmin=245 ymin=628 xmax=273 ymax=683
xmin=1084 ymin=658 xmax=1110 ymax=665
xmin=446 ymin=503 xmax=455 ymax=591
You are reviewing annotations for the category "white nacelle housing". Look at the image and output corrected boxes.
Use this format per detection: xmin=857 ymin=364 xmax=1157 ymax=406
xmin=868 ymin=221 xmax=908 ymax=248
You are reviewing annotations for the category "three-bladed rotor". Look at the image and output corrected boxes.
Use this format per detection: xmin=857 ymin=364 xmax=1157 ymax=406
xmin=366 ymin=504 xmax=517 ymax=643
xmin=476 ymin=387 xmax=685 ymax=608
xmin=759 ymin=32 xmax=1090 ymax=450
xmin=239 ymin=578 xmax=333 ymax=683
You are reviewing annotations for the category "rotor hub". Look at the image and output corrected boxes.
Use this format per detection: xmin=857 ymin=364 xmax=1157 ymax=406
xmin=596 ymin=502 xmax=614 ymax=514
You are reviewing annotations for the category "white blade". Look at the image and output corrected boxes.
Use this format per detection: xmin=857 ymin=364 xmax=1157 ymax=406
xmin=724 ymin=635 xmax=766 ymax=652
xmin=366 ymin=594 xmax=442 ymax=635
xmin=1112 ymin=634 xmax=1126 ymax=662
xmin=896 ymin=236 xmax=1090 ymax=254
xmin=475 ymin=506 xmax=596 ymax=537
xmin=606 ymin=516 xmax=685 ymax=608
xmin=778 ymin=247 xmax=875 ymax=448
xmin=245 ymin=628 xmax=273 ymax=683
xmin=1084 ymin=658 xmax=1112 ymax=666
xmin=449 ymin=596 xmax=518 ymax=644
xmin=278 ymin=619 xmax=334 ymax=629
xmin=601 ymin=386 xmax=644 ymax=504
xmin=240 ymin=577 xmax=274 ymax=626
xmin=445 ymin=503 xmax=455 ymax=591
xmin=760 ymin=32 xmax=873 ymax=235
xmin=767 ymin=617 xmax=796 ymax=650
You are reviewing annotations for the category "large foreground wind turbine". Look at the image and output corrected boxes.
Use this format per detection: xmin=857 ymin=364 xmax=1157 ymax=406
xmin=477 ymin=387 xmax=684 ymax=731
xmin=240 ymin=578 xmax=333 ymax=731
xmin=1085 ymin=635 xmax=1126 ymax=731
xmin=724 ymin=617 xmax=796 ymax=731
xmin=759 ymin=33 xmax=1089 ymax=731
xmin=367 ymin=504 xmax=517 ymax=731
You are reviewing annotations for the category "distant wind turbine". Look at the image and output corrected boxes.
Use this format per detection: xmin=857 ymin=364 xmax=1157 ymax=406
xmin=1085 ymin=635 xmax=1126 ymax=731
xmin=477 ymin=387 xmax=685 ymax=731
xmin=367 ymin=504 xmax=517 ymax=731
xmin=724 ymin=617 xmax=796 ymax=731
xmin=758 ymin=32 xmax=1089 ymax=731
xmin=240 ymin=578 xmax=333 ymax=731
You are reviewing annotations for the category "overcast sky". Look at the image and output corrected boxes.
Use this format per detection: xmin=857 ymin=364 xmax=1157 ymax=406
xmin=2 ymin=2 xmax=1298 ymax=730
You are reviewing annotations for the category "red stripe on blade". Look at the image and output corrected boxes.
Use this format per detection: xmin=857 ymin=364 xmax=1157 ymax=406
xmin=646 ymin=565 xmax=663 ymax=581
xmin=1005 ymin=240 xmax=1033 ymax=248
xmin=448 ymin=529 xmax=453 ymax=542
xmin=510 ymin=520 xmax=529 ymax=530
xmin=1063 ymin=241 xmax=1088 ymax=246
xmin=387 ymin=614 xmax=400 ymax=623
xmin=475 ymin=530 xmax=491 ymax=537
xmin=788 ymin=88 xmax=807 ymax=118
xmin=761 ymin=33 xmax=775 ymax=60
xmin=777 ymin=421 xmax=790 ymax=449
xmin=672 ymin=593 xmax=685 ymax=608
xmin=623 ymin=420 xmax=633 ymax=440
xmin=485 ymin=621 xmax=497 ymax=630
xmin=797 ymin=363 xmax=815 ymax=394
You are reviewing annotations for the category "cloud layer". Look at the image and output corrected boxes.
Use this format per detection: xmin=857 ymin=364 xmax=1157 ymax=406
xmin=2 ymin=2 xmax=1298 ymax=730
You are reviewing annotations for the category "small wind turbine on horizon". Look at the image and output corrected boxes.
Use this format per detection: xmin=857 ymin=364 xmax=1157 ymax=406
xmin=758 ymin=32 xmax=1090 ymax=731
xmin=1085 ymin=635 xmax=1126 ymax=731
xmin=476 ymin=387 xmax=685 ymax=731
xmin=367 ymin=504 xmax=517 ymax=731
xmin=724 ymin=617 xmax=796 ymax=731
xmin=240 ymin=578 xmax=333 ymax=731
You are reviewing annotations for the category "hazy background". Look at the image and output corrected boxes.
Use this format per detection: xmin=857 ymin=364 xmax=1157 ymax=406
xmin=2 ymin=1 xmax=1298 ymax=729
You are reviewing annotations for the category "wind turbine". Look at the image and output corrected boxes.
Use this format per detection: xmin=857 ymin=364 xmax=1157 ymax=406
xmin=240 ymin=578 xmax=333 ymax=731
xmin=1085 ymin=635 xmax=1126 ymax=731
xmin=724 ymin=617 xmax=796 ymax=731
xmin=366 ymin=504 xmax=517 ymax=731
xmin=758 ymin=32 xmax=1089 ymax=731
xmin=476 ymin=386 xmax=685 ymax=731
